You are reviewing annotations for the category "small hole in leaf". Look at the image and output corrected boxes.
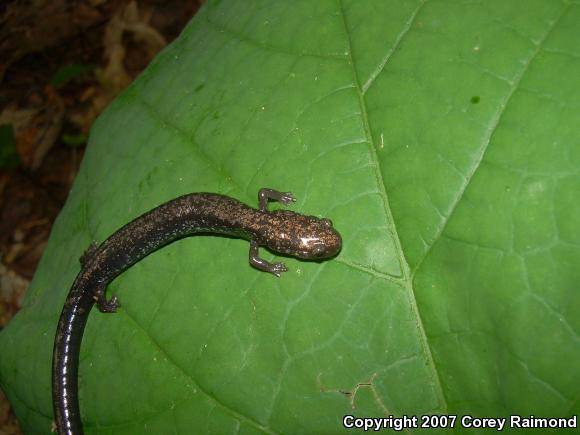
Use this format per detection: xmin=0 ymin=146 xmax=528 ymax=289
xmin=470 ymin=96 xmax=480 ymax=104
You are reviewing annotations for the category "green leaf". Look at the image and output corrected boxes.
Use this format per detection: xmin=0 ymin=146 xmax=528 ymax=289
xmin=0 ymin=124 xmax=20 ymax=168
xmin=62 ymin=133 xmax=88 ymax=147
xmin=50 ymin=63 xmax=95 ymax=88
xmin=2 ymin=0 xmax=579 ymax=433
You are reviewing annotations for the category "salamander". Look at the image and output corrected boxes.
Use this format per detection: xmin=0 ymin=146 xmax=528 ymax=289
xmin=52 ymin=188 xmax=342 ymax=434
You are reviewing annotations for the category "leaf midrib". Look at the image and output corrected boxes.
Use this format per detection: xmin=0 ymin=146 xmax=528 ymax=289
xmin=337 ymin=0 xmax=448 ymax=414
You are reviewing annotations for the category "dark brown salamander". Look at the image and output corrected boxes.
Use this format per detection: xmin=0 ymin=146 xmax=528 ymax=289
xmin=52 ymin=188 xmax=341 ymax=434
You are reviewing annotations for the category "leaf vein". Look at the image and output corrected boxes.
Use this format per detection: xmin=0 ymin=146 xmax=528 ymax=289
xmin=204 ymin=15 xmax=348 ymax=60
xmin=136 ymin=97 xmax=244 ymax=197
xmin=362 ymin=0 xmax=428 ymax=94
xmin=120 ymin=309 xmax=278 ymax=434
xmin=411 ymin=4 xmax=570 ymax=276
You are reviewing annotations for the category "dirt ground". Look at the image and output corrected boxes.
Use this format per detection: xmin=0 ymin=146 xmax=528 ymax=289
xmin=0 ymin=1 xmax=202 ymax=432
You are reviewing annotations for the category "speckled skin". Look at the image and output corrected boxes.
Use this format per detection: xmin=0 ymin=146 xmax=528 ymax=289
xmin=52 ymin=189 xmax=341 ymax=435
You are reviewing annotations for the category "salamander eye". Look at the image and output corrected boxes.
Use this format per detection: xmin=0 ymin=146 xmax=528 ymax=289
xmin=322 ymin=218 xmax=333 ymax=227
xmin=312 ymin=245 xmax=325 ymax=256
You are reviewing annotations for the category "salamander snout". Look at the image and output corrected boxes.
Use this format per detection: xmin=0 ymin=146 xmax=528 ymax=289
xmin=296 ymin=224 xmax=342 ymax=259
xmin=267 ymin=211 xmax=342 ymax=260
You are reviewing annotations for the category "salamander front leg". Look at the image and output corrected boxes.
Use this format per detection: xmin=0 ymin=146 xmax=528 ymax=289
xmin=258 ymin=188 xmax=296 ymax=212
xmin=94 ymin=283 xmax=120 ymax=313
xmin=249 ymin=240 xmax=288 ymax=277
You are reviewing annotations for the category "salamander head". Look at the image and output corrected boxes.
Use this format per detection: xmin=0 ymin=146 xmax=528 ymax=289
xmin=264 ymin=210 xmax=342 ymax=260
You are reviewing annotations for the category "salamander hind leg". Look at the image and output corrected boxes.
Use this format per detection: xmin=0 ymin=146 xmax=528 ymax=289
xmin=249 ymin=240 xmax=288 ymax=277
xmin=258 ymin=188 xmax=296 ymax=212
xmin=94 ymin=284 xmax=120 ymax=313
